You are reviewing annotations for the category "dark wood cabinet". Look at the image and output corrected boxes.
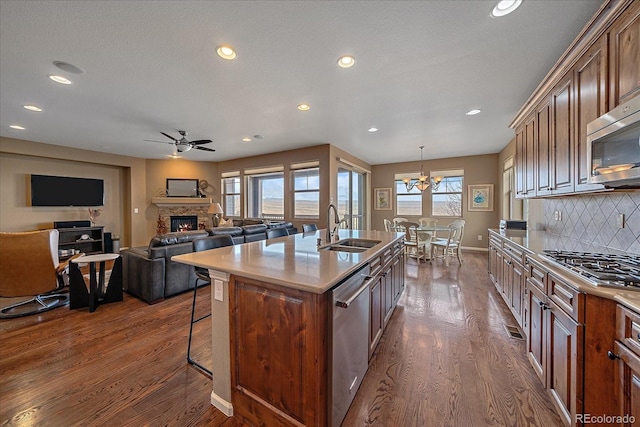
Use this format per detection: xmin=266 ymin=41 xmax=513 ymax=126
xmin=612 ymin=304 xmax=640 ymax=425
xmin=489 ymin=231 xmax=527 ymax=331
xmin=608 ymin=1 xmax=640 ymax=108
xmin=536 ymin=98 xmax=553 ymax=196
xmin=550 ymin=74 xmax=575 ymax=195
xmin=57 ymin=226 xmax=104 ymax=258
xmin=547 ymin=298 xmax=582 ymax=425
xmin=513 ymin=0 xmax=639 ymax=199
xmin=370 ymin=274 xmax=383 ymax=358
xmin=527 ymin=274 xmax=547 ymax=385
xmin=574 ymin=36 xmax=608 ymax=193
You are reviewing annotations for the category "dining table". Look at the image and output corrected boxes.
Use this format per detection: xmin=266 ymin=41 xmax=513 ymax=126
xmin=391 ymin=224 xmax=453 ymax=260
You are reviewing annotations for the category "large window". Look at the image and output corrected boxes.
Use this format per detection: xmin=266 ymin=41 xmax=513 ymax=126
xmin=221 ymin=173 xmax=241 ymax=217
xmin=431 ymin=170 xmax=463 ymax=217
xmin=246 ymin=167 xmax=284 ymax=219
xmin=292 ymin=166 xmax=320 ymax=219
xmin=395 ymin=178 xmax=422 ymax=216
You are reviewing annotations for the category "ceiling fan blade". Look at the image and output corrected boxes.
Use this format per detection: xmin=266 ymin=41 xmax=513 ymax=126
xmin=144 ymin=139 xmax=174 ymax=145
xmin=195 ymin=146 xmax=216 ymax=152
xmin=190 ymin=139 xmax=213 ymax=145
xmin=160 ymin=132 xmax=179 ymax=142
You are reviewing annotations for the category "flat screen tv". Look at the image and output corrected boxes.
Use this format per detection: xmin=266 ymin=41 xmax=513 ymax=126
xmin=30 ymin=174 xmax=104 ymax=207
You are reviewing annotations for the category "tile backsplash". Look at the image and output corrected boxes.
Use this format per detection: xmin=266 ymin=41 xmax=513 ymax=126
xmin=537 ymin=191 xmax=640 ymax=255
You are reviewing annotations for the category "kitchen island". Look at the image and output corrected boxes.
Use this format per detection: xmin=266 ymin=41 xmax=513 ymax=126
xmin=172 ymin=229 xmax=405 ymax=426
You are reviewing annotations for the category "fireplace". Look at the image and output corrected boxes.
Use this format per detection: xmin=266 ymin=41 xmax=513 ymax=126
xmin=170 ymin=215 xmax=198 ymax=232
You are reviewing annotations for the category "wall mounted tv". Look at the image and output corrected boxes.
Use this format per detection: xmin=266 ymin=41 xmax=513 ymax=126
xmin=30 ymin=174 xmax=104 ymax=207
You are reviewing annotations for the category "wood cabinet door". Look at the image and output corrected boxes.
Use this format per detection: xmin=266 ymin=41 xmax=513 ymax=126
xmin=527 ymin=282 xmax=547 ymax=384
xmin=547 ymin=300 xmax=582 ymax=426
xmin=574 ymin=36 xmax=608 ymax=193
xmin=391 ymin=253 xmax=403 ymax=303
xmin=609 ymin=1 xmax=640 ymax=108
xmin=383 ymin=266 xmax=394 ymax=326
xmin=524 ymin=113 xmax=536 ymax=196
xmin=502 ymin=253 xmax=513 ymax=302
xmin=510 ymin=260 xmax=525 ymax=330
xmin=488 ymin=241 xmax=499 ymax=286
xmin=536 ymin=97 xmax=552 ymax=196
xmin=515 ymin=125 xmax=525 ymax=198
xmin=551 ymin=74 xmax=575 ymax=195
xmin=614 ymin=340 xmax=640 ymax=426
xmin=369 ymin=275 xmax=383 ymax=359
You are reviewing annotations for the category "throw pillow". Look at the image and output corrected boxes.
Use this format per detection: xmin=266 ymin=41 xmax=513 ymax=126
xmin=219 ymin=217 xmax=232 ymax=227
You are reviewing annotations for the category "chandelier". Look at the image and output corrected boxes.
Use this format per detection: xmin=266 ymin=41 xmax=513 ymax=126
xmin=402 ymin=146 xmax=443 ymax=192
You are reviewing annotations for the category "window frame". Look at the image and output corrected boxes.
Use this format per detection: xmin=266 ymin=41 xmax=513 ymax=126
xmin=245 ymin=169 xmax=285 ymax=220
xmin=292 ymin=166 xmax=320 ymax=220
xmin=430 ymin=170 xmax=464 ymax=218
xmin=394 ymin=178 xmax=423 ymax=217
xmin=221 ymin=173 xmax=241 ymax=218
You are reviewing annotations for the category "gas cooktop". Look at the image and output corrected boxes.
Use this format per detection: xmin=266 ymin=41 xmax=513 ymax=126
xmin=541 ymin=250 xmax=640 ymax=290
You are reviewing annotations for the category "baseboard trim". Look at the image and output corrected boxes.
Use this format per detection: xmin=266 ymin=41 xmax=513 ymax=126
xmin=211 ymin=391 xmax=233 ymax=417
xmin=461 ymin=246 xmax=488 ymax=253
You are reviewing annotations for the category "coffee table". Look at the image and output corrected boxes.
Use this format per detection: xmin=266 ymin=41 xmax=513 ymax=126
xmin=69 ymin=253 xmax=123 ymax=312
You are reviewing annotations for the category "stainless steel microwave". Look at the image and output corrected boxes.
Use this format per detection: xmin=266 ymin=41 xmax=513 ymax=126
xmin=587 ymin=96 xmax=640 ymax=188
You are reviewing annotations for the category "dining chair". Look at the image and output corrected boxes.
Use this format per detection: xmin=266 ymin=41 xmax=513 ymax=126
xmin=418 ymin=217 xmax=438 ymax=228
xmin=266 ymin=228 xmax=289 ymax=239
xmin=397 ymin=221 xmax=427 ymax=262
xmin=430 ymin=220 xmax=465 ymax=266
xmin=392 ymin=217 xmax=408 ymax=228
xmin=302 ymin=223 xmax=318 ymax=233
xmin=189 ymin=234 xmax=234 ymax=375
xmin=383 ymin=218 xmax=393 ymax=232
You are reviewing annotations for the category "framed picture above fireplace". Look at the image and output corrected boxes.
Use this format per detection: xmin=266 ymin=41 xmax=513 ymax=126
xmin=166 ymin=179 xmax=199 ymax=197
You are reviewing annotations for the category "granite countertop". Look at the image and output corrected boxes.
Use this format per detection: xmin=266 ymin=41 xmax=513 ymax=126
xmin=489 ymin=228 xmax=640 ymax=313
xmin=172 ymin=229 xmax=404 ymax=294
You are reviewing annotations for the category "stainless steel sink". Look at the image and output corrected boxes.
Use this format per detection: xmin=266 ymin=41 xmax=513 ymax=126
xmin=319 ymin=239 xmax=381 ymax=253
xmin=333 ymin=238 xmax=381 ymax=248
xmin=322 ymin=245 xmax=367 ymax=253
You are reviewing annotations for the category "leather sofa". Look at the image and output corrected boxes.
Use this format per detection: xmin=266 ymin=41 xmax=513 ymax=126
xmin=122 ymin=221 xmax=298 ymax=304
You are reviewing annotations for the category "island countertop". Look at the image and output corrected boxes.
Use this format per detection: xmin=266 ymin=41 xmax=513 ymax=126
xmin=172 ymin=229 xmax=404 ymax=294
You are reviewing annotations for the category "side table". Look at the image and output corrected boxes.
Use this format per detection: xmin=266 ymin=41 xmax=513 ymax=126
xmin=69 ymin=253 xmax=123 ymax=312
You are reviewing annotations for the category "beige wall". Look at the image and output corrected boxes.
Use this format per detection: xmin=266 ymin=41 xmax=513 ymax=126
xmin=371 ymin=153 xmax=500 ymax=249
xmin=0 ymin=136 xmax=148 ymax=247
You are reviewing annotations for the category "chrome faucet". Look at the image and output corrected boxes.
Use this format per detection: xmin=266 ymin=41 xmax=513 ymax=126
xmin=327 ymin=204 xmax=340 ymax=242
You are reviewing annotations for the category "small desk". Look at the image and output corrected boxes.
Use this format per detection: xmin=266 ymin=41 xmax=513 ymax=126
xmin=69 ymin=253 xmax=123 ymax=312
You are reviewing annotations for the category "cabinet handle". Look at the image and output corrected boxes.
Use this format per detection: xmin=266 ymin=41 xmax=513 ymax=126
xmin=607 ymin=351 xmax=620 ymax=361
xmin=538 ymin=301 xmax=550 ymax=310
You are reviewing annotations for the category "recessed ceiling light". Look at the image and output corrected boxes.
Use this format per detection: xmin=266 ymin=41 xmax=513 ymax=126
xmin=368 ymin=127 xmax=378 ymax=132
xmin=216 ymin=45 xmax=237 ymax=60
xmin=9 ymin=125 xmax=25 ymax=130
xmin=337 ymin=55 xmax=355 ymax=68
xmin=242 ymin=137 xmax=252 ymax=142
xmin=490 ymin=0 xmax=522 ymax=17
xmin=23 ymin=105 xmax=42 ymax=112
xmin=466 ymin=109 xmax=482 ymax=115
xmin=297 ymin=104 xmax=310 ymax=111
xmin=53 ymin=61 xmax=85 ymax=74
xmin=49 ymin=75 xmax=72 ymax=85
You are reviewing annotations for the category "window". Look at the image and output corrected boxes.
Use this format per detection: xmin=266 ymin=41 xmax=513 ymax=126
xmin=292 ymin=166 xmax=319 ymax=219
xmin=221 ymin=173 xmax=240 ymax=217
xmin=394 ymin=179 xmax=422 ymax=216
xmin=246 ymin=167 xmax=284 ymax=219
xmin=431 ymin=170 xmax=463 ymax=217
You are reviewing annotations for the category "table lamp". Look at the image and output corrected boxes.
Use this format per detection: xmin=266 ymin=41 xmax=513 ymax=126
xmin=208 ymin=203 xmax=224 ymax=227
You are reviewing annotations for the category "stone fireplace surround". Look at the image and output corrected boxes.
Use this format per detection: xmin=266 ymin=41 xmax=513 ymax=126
xmin=152 ymin=197 xmax=212 ymax=235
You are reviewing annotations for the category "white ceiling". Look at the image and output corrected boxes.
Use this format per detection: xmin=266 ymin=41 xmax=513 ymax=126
xmin=0 ymin=0 xmax=603 ymax=165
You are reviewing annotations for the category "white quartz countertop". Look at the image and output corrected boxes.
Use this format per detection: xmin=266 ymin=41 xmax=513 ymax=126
xmin=172 ymin=229 xmax=404 ymax=294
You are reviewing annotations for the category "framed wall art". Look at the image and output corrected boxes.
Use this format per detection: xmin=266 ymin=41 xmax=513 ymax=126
xmin=468 ymin=184 xmax=494 ymax=211
xmin=374 ymin=188 xmax=392 ymax=210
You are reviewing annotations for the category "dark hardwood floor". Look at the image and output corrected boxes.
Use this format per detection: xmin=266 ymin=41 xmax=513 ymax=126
xmin=0 ymin=252 xmax=562 ymax=426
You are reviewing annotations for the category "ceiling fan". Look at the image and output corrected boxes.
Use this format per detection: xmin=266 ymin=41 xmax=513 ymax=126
xmin=145 ymin=130 xmax=216 ymax=153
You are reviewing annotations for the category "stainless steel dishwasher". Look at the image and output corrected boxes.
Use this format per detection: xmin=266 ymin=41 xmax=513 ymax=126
xmin=330 ymin=264 xmax=372 ymax=427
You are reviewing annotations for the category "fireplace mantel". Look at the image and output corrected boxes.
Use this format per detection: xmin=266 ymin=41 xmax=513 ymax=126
xmin=152 ymin=197 xmax=212 ymax=207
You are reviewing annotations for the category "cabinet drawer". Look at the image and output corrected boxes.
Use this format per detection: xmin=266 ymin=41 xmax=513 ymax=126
xmin=525 ymin=256 xmax=547 ymax=294
xmin=548 ymin=273 xmax=583 ymax=322
xmin=616 ymin=304 xmax=640 ymax=357
xmin=369 ymin=255 xmax=383 ymax=277
xmin=503 ymin=241 xmax=525 ymax=265
xmin=489 ymin=232 xmax=502 ymax=248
